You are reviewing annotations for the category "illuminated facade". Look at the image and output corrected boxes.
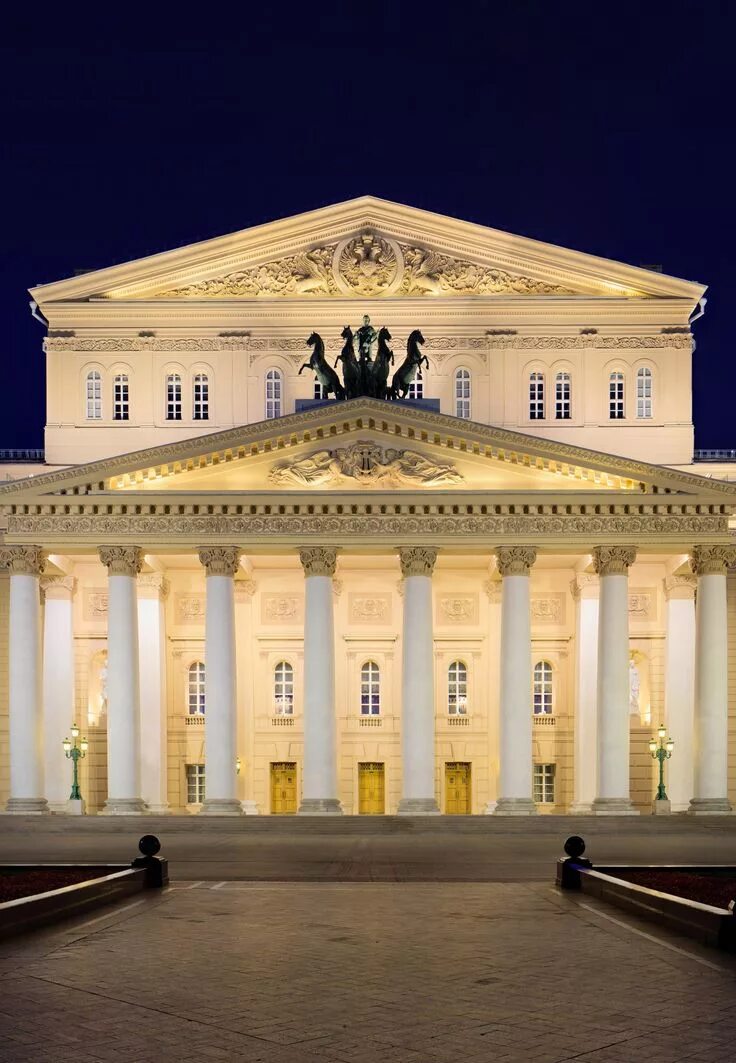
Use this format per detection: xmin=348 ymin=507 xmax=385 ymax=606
xmin=1 ymin=196 xmax=735 ymax=815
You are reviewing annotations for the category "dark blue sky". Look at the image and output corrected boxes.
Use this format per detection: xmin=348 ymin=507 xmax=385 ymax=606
xmin=3 ymin=2 xmax=734 ymax=448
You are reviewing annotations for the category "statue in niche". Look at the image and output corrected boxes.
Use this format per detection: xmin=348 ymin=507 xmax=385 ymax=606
xmin=629 ymin=658 xmax=640 ymax=715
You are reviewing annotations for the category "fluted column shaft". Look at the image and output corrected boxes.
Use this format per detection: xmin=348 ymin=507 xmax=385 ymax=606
xmin=494 ymin=546 xmax=537 ymax=815
xmin=592 ymin=545 xmax=638 ymax=815
xmin=398 ymin=547 xmax=439 ymax=815
xmin=689 ymin=546 xmax=735 ymax=813
xmin=99 ymin=547 xmax=145 ymax=813
xmin=298 ymin=547 xmax=342 ymax=814
xmin=1 ymin=546 xmax=48 ymax=813
xmin=198 ymin=547 xmax=242 ymax=815
xmin=42 ymin=576 xmax=76 ymax=812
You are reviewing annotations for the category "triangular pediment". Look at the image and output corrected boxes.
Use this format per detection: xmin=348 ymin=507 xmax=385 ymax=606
xmin=29 ymin=197 xmax=706 ymax=306
xmin=2 ymin=400 xmax=731 ymax=504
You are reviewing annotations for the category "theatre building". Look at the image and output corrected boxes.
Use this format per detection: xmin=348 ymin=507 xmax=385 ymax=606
xmin=2 ymin=196 xmax=736 ymax=816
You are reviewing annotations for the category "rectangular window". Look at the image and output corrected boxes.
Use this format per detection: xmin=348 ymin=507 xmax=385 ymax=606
xmin=555 ymin=374 xmax=571 ymax=419
xmin=533 ymin=763 xmax=555 ymax=804
xmin=186 ymin=763 xmax=205 ymax=804
xmin=314 ymin=381 xmax=328 ymax=400
xmin=407 ymin=371 xmax=423 ymax=400
xmin=193 ymin=376 xmax=209 ymax=420
xmin=529 ymin=374 xmax=544 ymax=419
xmin=637 ymin=371 xmax=652 ymax=419
xmin=609 ymin=375 xmax=625 ymax=419
xmin=86 ymin=373 xmax=102 ymax=420
xmin=113 ymin=375 xmax=129 ymax=421
xmin=167 ymin=376 xmax=182 ymax=421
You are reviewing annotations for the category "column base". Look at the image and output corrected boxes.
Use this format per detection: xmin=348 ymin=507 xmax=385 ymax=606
xmin=297 ymin=798 xmax=343 ymax=815
xmin=397 ymin=798 xmax=440 ymax=815
xmin=652 ymin=798 xmax=671 ymax=815
xmin=144 ymin=803 xmax=171 ymax=815
xmin=100 ymin=797 xmax=147 ymax=815
xmin=492 ymin=797 xmax=537 ymax=816
xmin=5 ymin=797 xmax=49 ymax=814
xmin=198 ymin=798 xmax=244 ymax=816
xmin=240 ymin=800 xmax=260 ymax=815
xmin=687 ymin=797 xmax=733 ymax=815
xmin=567 ymin=802 xmax=594 ymax=815
xmin=591 ymin=797 xmax=639 ymax=816
xmin=67 ymin=798 xmax=86 ymax=816
xmin=48 ymin=801 xmax=71 ymax=814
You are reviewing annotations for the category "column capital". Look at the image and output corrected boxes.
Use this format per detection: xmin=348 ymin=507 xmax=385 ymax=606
xmin=483 ymin=578 xmax=503 ymax=604
xmin=299 ymin=546 xmax=338 ymax=578
xmin=99 ymin=546 xmax=144 ymax=577
xmin=690 ymin=544 xmax=736 ymax=577
xmin=592 ymin=545 xmax=636 ymax=577
xmin=664 ymin=574 xmax=696 ymax=600
xmin=0 ymin=545 xmax=45 ymax=576
xmin=198 ymin=546 xmax=241 ymax=577
xmin=137 ymin=573 xmax=170 ymax=600
xmin=234 ymin=578 xmax=257 ymax=602
xmin=399 ymin=547 xmax=438 ymax=578
xmin=495 ymin=546 xmax=536 ymax=577
xmin=570 ymin=572 xmax=599 ymax=601
xmin=40 ymin=575 xmax=76 ymax=600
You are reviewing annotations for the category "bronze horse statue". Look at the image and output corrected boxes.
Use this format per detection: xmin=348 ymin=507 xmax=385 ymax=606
xmin=334 ymin=325 xmax=360 ymax=399
xmin=371 ymin=326 xmax=394 ymax=399
xmin=299 ymin=332 xmax=345 ymax=400
xmin=389 ymin=330 xmax=428 ymax=400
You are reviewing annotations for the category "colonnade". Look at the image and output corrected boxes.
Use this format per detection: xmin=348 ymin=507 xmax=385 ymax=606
xmin=1 ymin=541 xmax=734 ymax=815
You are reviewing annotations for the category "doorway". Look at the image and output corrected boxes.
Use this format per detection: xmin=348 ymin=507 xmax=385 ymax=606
xmin=445 ymin=762 xmax=471 ymax=814
xmin=270 ymin=762 xmax=298 ymax=814
xmin=358 ymin=762 xmax=385 ymax=814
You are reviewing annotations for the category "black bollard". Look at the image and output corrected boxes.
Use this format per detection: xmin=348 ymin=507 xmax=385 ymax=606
xmin=557 ymin=835 xmax=593 ymax=890
xmin=131 ymin=834 xmax=169 ymax=888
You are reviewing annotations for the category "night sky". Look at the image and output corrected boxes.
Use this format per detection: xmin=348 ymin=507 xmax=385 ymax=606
xmin=3 ymin=3 xmax=734 ymax=449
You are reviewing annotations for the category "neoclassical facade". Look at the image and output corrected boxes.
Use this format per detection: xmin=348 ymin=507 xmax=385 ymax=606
xmin=1 ymin=196 xmax=735 ymax=815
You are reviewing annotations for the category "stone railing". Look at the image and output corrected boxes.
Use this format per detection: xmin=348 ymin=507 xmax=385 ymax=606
xmin=185 ymin=715 xmax=205 ymax=726
xmin=533 ymin=715 xmax=556 ymax=726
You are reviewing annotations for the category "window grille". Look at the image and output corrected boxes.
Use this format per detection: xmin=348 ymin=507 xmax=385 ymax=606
xmin=266 ymin=368 xmax=282 ymax=418
xmin=636 ymin=367 xmax=652 ymax=418
xmin=360 ymin=661 xmax=381 ymax=715
xmin=533 ymin=660 xmax=553 ymax=715
xmin=113 ymin=374 xmax=129 ymax=421
xmin=166 ymin=373 xmax=182 ymax=420
xmin=533 ymin=763 xmax=555 ymax=804
xmin=555 ymin=371 xmax=571 ymax=419
xmin=406 ymin=369 xmax=423 ymax=400
xmin=454 ymin=368 xmax=471 ymax=419
xmin=448 ymin=660 xmax=468 ymax=715
xmin=188 ymin=661 xmax=206 ymax=715
xmin=186 ymin=763 xmax=206 ymax=804
xmin=609 ymin=371 xmax=625 ymax=419
xmin=529 ymin=372 xmax=545 ymax=419
xmin=86 ymin=371 xmax=102 ymax=420
xmin=314 ymin=380 xmax=328 ymax=400
xmin=193 ymin=374 xmax=209 ymax=420
xmin=274 ymin=661 xmax=294 ymax=715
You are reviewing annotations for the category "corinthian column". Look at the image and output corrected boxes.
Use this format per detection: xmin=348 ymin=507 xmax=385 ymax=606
xmin=41 ymin=576 xmax=76 ymax=813
xmin=688 ymin=545 xmax=736 ymax=814
xmin=198 ymin=547 xmax=242 ymax=815
xmin=298 ymin=546 xmax=342 ymax=814
xmin=592 ymin=545 xmax=638 ymax=815
xmin=99 ymin=546 xmax=145 ymax=813
xmin=494 ymin=546 xmax=537 ymax=815
xmin=0 ymin=546 xmax=48 ymax=813
xmin=397 ymin=547 xmax=440 ymax=814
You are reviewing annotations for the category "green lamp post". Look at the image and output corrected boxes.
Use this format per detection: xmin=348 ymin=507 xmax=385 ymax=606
xmin=649 ymin=724 xmax=674 ymax=803
xmin=62 ymin=724 xmax=88 ymax=801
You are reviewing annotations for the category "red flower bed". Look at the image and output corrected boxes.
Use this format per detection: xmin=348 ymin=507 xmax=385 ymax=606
xmin=613 ymin=869 xmax=736 ymax=910
xmin=0 ymin=869 xmax=113 ymax=904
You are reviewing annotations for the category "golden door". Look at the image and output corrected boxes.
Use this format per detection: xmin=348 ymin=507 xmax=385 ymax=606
xmin=445 ymin=762 xmax=471 ymax=814
xmin=358 ymin=762 xmax=385 ymax=815
xmin=270 ymin=762 xmax=298 ymax=814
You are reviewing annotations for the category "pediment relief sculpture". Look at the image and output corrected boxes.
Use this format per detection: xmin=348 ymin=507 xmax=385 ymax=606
xmin=268 ymin=440 xmax=464 ymax=489
xmin=153 ymin=229 xmax=573 ymax=298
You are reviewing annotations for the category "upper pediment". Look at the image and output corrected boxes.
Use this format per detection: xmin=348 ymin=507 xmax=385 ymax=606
xmin=30 ymin=197 xmax=706 ymax=307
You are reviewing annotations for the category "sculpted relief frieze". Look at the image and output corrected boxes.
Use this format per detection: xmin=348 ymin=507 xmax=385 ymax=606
xmin=269 ymin=440 xmax=464 ymax=489
xmin=437 ymin=594 xmax=479 ymax=625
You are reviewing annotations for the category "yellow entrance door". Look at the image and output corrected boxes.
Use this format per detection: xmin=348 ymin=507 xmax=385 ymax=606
xmin=358 ymin=763 xmax=385 ymax=815
xmin=445 ymin=762 xmax=471 ymax=814
xmin=270 ymin=762 xmax=298 ymax=814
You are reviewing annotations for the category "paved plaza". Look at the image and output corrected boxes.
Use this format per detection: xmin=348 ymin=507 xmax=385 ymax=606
xmin=1 ymin=880 xmax=736 ymax=1063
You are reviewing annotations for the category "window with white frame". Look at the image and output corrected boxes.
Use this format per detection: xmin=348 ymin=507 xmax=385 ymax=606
xmin=533 ymin=763 xmax=555 ymax=804
xmin=454 ymin=368 xmax=471 ymax=419
xmin=193 ymin=373 xmax=209 ymax=420
xmin=636 ymin=367 xmax=652 ymax=419
xmin=314 ymin=380 xmax=328 ymax=400
xmin=186 ymin=763 xmax=206 ymax=804
xmin=166 ymin=373 xmax=182 ymax=420
xmin=555 ymin=371 xmax=571 ymax=420
xmin=113 ymin=373 xmax=129 ymax=421
xmin=273 ymin=660 xmax=294 ymax=715
xmin=406 ymin=369 xmax=423 ymax=400
xmin=609 ymin=371 xmax=625 ymax=419
xmin=188 ymin=661 xmax=206 ymax=715
xmin=265 ymin=368 xmax=283 ymax=418
xmin=448 ymin=660 xmax=468 ymax=715
xmin=529 ymin=372 xmax=545 ymax=419
xmin=86 ymin=370 xmax=102 ymax=420
xmin=533 ymin=660 xmax=553 ymax=715
xmin=360 ymin=661 xmax=381 ymax=715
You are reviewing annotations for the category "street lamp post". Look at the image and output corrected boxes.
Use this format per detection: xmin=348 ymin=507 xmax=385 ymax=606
xmin=62 ymin=724 xmax=88 ymax=813
xmin=649 ymin=724 xmax=674 ymax=814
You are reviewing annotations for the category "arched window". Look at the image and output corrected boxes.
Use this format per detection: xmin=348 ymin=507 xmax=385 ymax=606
xmin=274 ymin=661 xmax=294 ymax=715
xmin=407 ymin=369 xmax=423 ymax=400
xmin=266 ymin=368 xmax=283 ymax=418
xmin=609 ymin=371 xmax=625 ymax=419
xmin=166 ymin=373 xmax=182 ymax=420
xmin=533 ymin=660 xmax=553 ymax=715
xmin=86 ymin=370 xmax=102 ymax=420
xmin=555 ymin=371 xmax=571 ymax=420
xmin=193 ymin=373 xmax=209 ymax=420
xmin=113 ymin=374 xmax=129 ymax=421
xmin=529 ymin=372 xmax=545 ymax=419
xmin=188 ymin=661 xmax=206 ymax=715
xmin=636 ymin=367 xmax=652 ymax=418
xmin=448 ymin=660 xmax=468 ymax=715
xmin=360 ymin=661 xmax=381 ymax=715
xmin=454 ymin=368 xmax=471 ymax=419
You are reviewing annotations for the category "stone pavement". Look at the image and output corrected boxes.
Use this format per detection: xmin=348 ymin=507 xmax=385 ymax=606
xmin=1 ymin=881 xmax=735 ymax=1063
